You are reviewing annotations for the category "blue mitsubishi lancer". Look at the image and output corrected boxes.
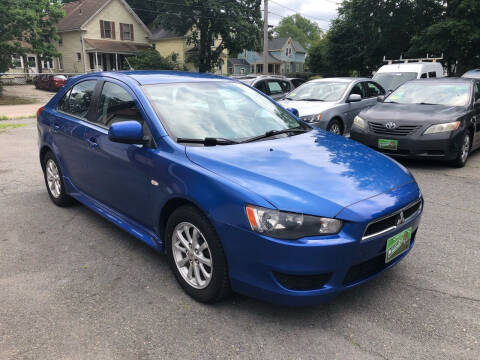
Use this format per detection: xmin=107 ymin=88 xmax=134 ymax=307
xmin=37 ymin=71 xmax=423 ymax=306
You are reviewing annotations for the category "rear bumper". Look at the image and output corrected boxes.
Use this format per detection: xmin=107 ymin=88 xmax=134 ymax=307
xmin=350 ymin=127 xmax=463 ymax=160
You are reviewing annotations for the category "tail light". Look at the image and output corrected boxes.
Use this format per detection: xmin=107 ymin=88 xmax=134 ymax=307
xmin=37 ymin=106 xmax=44 ymax=119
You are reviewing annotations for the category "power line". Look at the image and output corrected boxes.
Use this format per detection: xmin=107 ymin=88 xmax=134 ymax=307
xmin=269 ymin=0 xmax=334 ymax=22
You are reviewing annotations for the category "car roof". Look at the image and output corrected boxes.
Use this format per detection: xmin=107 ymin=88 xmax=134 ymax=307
xmin=311 ymin=77 xmax=371 ymax=83
xmin=377 ymin=63 xmax=443 ymax=73
xmin=462 ymin=69 xmax=480 ymax=79
xmin=408 ymin=77 xmax=473 ymax=84
xmin=72 ymin=70 xmax=232 ymax=85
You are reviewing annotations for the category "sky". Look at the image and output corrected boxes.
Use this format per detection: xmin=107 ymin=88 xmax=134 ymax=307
xmin=265 ymin=0 xmax=340 ymax=32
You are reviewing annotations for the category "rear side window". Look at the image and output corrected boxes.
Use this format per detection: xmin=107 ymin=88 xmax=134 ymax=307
xmin=421 ymin=73 xmax=428 ymax=78
xmin=365 ymin=82 xmax=385 ymax=97
xmin=96 ymin=82 xmax=143 ymax=127
xmin=291 ymin=79 xmax=306 ymax=87
xmin=280 ymin=81 xmax=292 ymax=93
xmin=428 ymin=72 xmax=437 ymax=78
xmin=267 ymin=80 xmax=284 ymax=95
xmin=58 ymin=80 xmax=97 ymax=119
xmin=254 ymin=80 xmax=268 ymax=94
xmin=474 ymin=82 xmax=480 ymax=102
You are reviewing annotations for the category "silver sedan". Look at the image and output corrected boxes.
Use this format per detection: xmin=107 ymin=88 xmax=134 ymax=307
xmin=278 ymin=77 xmax=385 ymax=135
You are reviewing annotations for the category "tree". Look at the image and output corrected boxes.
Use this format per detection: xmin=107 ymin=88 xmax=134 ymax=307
xmin=129 ymin=49 xmax=180 ymax=70
xmin=125 ymin=0 xmax=157 ymax=26
xmin=273 ymin=14 xmax=322 ymax=50
xmin=152 ymin=0 xmax=262 ymax=73
xmin=409 ymin=0 xmax=480 ymax=75
xmin=17 ymin=0 xmax=64 ymax=74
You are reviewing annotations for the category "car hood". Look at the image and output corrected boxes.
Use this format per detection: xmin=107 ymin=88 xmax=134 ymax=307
xmin=277 ymin=99 xmax=338 ymax=117
xmin=361 ymin=103 xmax=468 ymax=123
xmin=185 ymin=130 xmax=414 ymax=218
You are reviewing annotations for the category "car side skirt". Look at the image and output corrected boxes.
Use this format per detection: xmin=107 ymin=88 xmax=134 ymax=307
xmin=63 ymin=176 xmax=164 ymax=253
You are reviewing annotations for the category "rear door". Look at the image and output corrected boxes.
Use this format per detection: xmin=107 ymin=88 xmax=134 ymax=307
xmin=82 ymin=79 xmax=158 ymax=228
xmin=473 ymin=81 xmax=480 ymax=148
xmin=53 ymin=79 xmax=98 ymax=193
xmin=266 ymin=79 xmax=286 ymax=100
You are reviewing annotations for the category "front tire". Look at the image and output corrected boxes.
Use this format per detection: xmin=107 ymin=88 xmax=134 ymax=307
xmin=42 ymin=152 xmax=74 ymax=206
xmin=165 ymin=205 xmax=230 ymax=303
xmin=452 ymin=131 xmax=471 ymax=168
xmin=327 ymin=119 xmax=344 ymax=135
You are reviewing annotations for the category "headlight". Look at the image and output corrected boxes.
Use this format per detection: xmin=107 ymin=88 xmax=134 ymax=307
xmin=301 ymin=114 xmax=322 ymax=123
xmin=423 ymin=121 xmax=460 ymax=135
xmin=245 ymin=205 xmax=343 ymax=239
xmin=353 ymin=115 xmax=366 ymax=129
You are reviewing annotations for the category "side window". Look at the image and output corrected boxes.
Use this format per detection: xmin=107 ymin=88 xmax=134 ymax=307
xmin=350 ymin=83 xmax=364 ymax=98
xmin=254 ymin=81 xmax=268 ymax=94
xmin=474 ymin=82 xmax=480 ymax=102
xmin=267 ymin=80 xmax=283 ymax=95
xmin=421 ymin=73 xmax=428 ymax=78
xmin=428 ymin=72 xmax=437 ymax=78
xmin=67 ymin=80 xmax=97 ymax=119
xmin=96 ymin=82 xmax=143 ymax=127
xmin=280 ymin=80 xmax=292 ymax=93
xmin=365 ymin=81 xmax=385 ymax=97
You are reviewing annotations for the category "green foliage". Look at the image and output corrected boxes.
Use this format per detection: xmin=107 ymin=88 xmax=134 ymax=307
xmin=273 ymin=14 xmax=322 ymax=50
xmin=125 ymin=0 xmax=157 ymax=26
xmin=152 ymin=0 xmax=262 ymax=72
xmin=129 ymin=49 xmax=179 ymax=70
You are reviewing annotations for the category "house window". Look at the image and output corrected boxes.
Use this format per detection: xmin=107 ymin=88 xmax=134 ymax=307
xmin=120 ymin=23 xmax=133 ymax=41
xmin=100 ymin=20 xmax=115 ymax=39
xmin=42 ymin=59 xmax=53 ymax=69
xmin=171 ymin=53 xmax=178 ymax=62
xmin=27 ymin=56 xmax=37 ymax=68
xmin=76 ymin=53 xmax=81 ymax=62
xmin=58 ymin=36 xmax=63 ymax=46
xmin=12 ymin=55 xmax=22 ymax=68
xmin=240 ymin=68 xmax=245 ymax=75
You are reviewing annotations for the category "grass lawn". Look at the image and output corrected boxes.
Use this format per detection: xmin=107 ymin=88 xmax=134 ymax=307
xmin=0 ymin=95 xmax=37 ymax=105
xmin=0 ymin=123 xmax=27 ymax=132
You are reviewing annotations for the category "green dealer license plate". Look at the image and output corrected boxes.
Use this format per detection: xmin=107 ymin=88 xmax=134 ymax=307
xmin=385 ymin=227 xmax=412 ymax=263
xmin=378 ymin=139 xmax=398 ymax=150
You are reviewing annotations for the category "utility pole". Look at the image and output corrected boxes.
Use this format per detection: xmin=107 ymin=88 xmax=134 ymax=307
xmin=263 ymin=0 xmax=268 ymax=74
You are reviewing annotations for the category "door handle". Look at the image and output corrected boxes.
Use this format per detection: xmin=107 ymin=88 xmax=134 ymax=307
xmin=52 ymin=124 xmax=60 ymax=133
xmin=87 ymin=137 xmax=98 ymax=149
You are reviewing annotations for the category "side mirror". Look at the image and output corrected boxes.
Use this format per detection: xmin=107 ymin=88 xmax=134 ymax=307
xmin=347 ymin=94 xmax=362 ymax=102
xmin=287 ymin=107 xmax=299 ymax=117
xmin=377 ymin=95 xmax=385 ymax=102
xmin=108 ymin=120 xmax=147 ymax=145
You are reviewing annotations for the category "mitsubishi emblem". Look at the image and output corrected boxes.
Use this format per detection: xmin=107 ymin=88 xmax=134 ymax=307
xmin=397 ymin=211 xmax=405 ymax=226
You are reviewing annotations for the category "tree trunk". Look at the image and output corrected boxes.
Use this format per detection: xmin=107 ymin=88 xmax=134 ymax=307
xmin=198 ymin=22 xmax=209 ymax=73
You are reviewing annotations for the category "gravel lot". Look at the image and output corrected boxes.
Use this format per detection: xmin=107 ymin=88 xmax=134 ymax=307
xmin=1 ymin=118 xmax=479 ymax=360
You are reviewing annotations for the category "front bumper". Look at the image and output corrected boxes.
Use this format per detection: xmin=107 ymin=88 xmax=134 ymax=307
xmin=350 ymin=126 xmax=464 ymax=160
xmin=217 ymin=185 xmax=423 ymax=306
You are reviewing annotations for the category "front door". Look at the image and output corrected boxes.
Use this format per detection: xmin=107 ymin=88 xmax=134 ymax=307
xmin=473 ymin=81 xmax=480 ymax=147
xmin=82 ymin=80 xmax=158 ymax=229
xmin=344 ymin=82 xmax=367 ymax=129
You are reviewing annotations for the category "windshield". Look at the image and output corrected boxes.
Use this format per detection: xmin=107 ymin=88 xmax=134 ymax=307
xmin=386 ymin=82 xmax=471 ymax=106
xmin=144 ymin=81 xmax=302 ymax=140
xmin=286 ymin=82 xmax=349 ymax=101
xmin=373 ymin=72 xmax=418 ymax=91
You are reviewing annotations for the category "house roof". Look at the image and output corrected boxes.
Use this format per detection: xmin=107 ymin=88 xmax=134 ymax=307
xmin=149 ymin=28 xmax=185 ymax=41
xmin=57 ymin=0 xmax=110 ymax=32
xmin=84 ymin=38 xmax=151 ymax=53
xmin=57 ymin=0 xmax=151 ymax=35
xmin=228 ymin=58 xmax=249 ymax=66
xmin=268 ymin=37 xmax=306 ymax=53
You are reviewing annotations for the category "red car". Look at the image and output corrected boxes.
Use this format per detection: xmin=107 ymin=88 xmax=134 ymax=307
xmin=34 ymin=74 xmax=67 ymax=92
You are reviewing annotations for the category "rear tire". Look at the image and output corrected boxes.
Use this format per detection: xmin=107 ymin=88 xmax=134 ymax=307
xmin=165 ymin=205 xmax=230 ymax=303
xmin=42 ymin=152 xmax=74 ymax=206
xmin=327 ymin=119 xmax=344 ymax=135
xmin=452 ymin=131 xmax=471 ymax=168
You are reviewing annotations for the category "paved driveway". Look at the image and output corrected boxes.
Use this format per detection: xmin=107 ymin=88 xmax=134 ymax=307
xmin=0 ymin=119 xmax=479 ymax=359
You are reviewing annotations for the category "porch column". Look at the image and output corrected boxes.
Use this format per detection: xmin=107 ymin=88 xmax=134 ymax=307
xmin=95 ymin=51 xmax=99 ymax=72
xmin=115 ymin=53 xmax=118 ymax=71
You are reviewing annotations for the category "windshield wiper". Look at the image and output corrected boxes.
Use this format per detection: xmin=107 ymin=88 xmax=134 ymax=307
xmin=418 ymin=102 xmax=438 ymax=105
xmin=384 ymin=100 xmax=399 ymax=104
xmin=285 ymin=97 xmax=295 ymax=100
xmin=240 ymin=128 xmax=310 ymax=143
xmin=177 ymin=137 xmax=239 ymax=146
xmin=298 ymin=98 xmax=325 ymax=101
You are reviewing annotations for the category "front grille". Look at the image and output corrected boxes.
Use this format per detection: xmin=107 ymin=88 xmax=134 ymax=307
xmin=273 ymin=272 xmax=332 ymax=291
xmin=363 ymin=200 xmax=422 ymax=240
xmin=369 ymin=122 xmax=421 ymax=136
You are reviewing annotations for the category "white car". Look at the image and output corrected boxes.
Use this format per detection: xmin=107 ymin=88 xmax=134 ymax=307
xmin=278 ymin=77 xmax=385 ymax=135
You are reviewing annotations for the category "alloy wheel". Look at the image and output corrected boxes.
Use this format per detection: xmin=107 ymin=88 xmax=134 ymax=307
xmin=329 ymin=123 xmax=342 ymax=135
xmin=172 ymin=222 xmax=213 ymax=289
xmin=46 ymin=159 xmax=61 ymax=198
xmin=460 ymin=134 xmax=470 ymax=163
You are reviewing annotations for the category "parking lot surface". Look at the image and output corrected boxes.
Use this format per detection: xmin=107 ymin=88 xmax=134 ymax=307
xmin=1 ymin=118 xmax=479 ymax=359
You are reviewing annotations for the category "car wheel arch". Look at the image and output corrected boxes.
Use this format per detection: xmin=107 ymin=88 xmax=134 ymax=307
xmin=328 ymin=116 xmax=345 ymax=133
xmin=40 ymin=145 xmax=53 ymax=169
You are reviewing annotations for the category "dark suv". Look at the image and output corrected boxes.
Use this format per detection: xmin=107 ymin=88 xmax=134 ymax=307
xmin=237 ymin=75 xmax=296 ymax=100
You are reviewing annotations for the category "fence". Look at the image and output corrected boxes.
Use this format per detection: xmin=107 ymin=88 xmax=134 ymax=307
xmin=0 ymin=72 xmax=84 ymax=85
